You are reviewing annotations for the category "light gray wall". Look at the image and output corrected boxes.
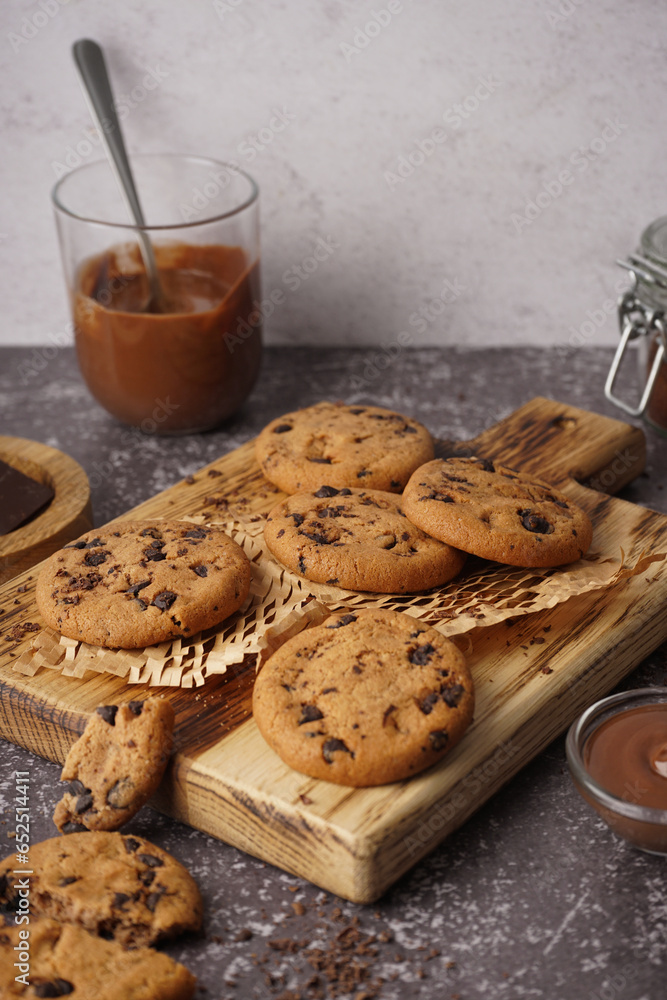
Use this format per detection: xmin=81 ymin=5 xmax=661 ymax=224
xmin=1 ymin=0 xmax=665 ymax=350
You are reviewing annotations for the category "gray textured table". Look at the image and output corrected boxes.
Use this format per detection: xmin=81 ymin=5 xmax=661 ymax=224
xmin=1 ymin=346 xmax=666 ymax=1000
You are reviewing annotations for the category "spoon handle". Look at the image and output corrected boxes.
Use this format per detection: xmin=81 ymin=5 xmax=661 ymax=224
xmin=72 ymin=39 xmax=162 ymax=304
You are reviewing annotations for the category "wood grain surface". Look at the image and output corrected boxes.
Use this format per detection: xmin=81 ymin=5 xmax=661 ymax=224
xmin=1 ymin=398 xmax=665 ymax=903
xmin=0 ymin=436 xmax=92 ymax=585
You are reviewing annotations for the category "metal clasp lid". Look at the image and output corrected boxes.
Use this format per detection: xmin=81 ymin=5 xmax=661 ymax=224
xmin=605 ymin=254 xmax=667 ymax=418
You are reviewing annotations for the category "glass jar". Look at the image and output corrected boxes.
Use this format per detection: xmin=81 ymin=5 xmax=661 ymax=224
xmin=605 ymin=217 xmax=667 ymax=436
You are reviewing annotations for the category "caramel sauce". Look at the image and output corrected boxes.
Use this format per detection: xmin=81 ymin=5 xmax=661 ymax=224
xmin=74 ymin=242 xmax=261 ymax=433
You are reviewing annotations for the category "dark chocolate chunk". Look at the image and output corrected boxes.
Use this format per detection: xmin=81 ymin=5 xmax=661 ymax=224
xmin=325 ymin=578 xmax=339 ymax=585
xmin=441 ymin=683 xmax=465 ymax=707
xmin=61 ymin=822 xmax=87 ymax=834
xmin=409 ymin=643 xmax=436 ymax=665
xmin=96 ymin=705 xmax=118 ymax=726
xmin=308 ymin=457 xmax=332 ymax=464
xmin=273 ymin=423 xmax=293 ymax=433
xmin=141 ymin=528 xmax=162 ymax=539
xmin=58 ymin=876 xmax=79 ymax=887
xmin=184 ymin=528 xmax=207 ymax=539
xmin=382 ymin=704 xmax=397 ymax=726
xmin=152 ymin=590 xmax=177 ymax=611
xmin=418 ymin=692 xmax=439 ymax=715
xmin=300 ymin=530 xmax=332 ymax=545
xmin=314 ymin=485 xmax=340 ymax=498
xmin=349 ymin=408 xmax=365 ymax=415
xmin=128 ymin=700 xmax=144 ymax=715
xmin=518 ymin=510 xmax=554 ymax=534
xmin=138 ymin=853 xmax=164 ymax=868
xmin=476 ymin=458 xmax=495 ymax=472
xmin=297 ymin=556 xmax=307 ymax=574
xmin=322 ymin=738 xmax=355 ymax=763
xmin=144 ymin=547 xmax=166 ymax=562
xmin=67 ymin=572 xmax=102 ymax=591
xmin=288 ymin=512 xmax=305 ymax=527
xmin=75 ymin=793 xmax=94 ymax=814
xmin=338 ymin=488 xmax=352 ymax=495
xmin=420 ymin=492 xmax=455 ymax=503
xmin=428 ymin=730 xmax=449 ymax=752
xmin=107 ymin=777 xmax=135 ymax=809
xmin=32 ymin=981 xmax=74 ymax=998
xmin=326 ymin=614 xmax=357 ymax=629
xmin=0 ymin=459 xmax=54 ymax=535
xmin=390 ymin=480 xmax=402 ymax=489
xmin=67 ymin=779 xmax=90 ymax=797
xmin=65 ymin=540 xmax=87 ymax=550
xmin=125 ymin=580 xmax=150 ymax=596
xmin=146 ymin=887 xmax=166 ymax=912
xmin=123 ymin=836 xmax=141 ymax=853
xmin=83 ymin=549 xmax=111 ymax=566
xmin=403 ymin=425 xmax=417 ymax=434
xmin=113 ymin=892 xmax=131 ymax=909
xmin=357 ymin=469 xmax=371 ymax=478
xmin=138 ymin=869 xmax=156 ymax=886
xmin=192 ymin=564 xmax=208 ymax=577
xmin=298 ymin=704 xmax=324 ymax=725
xmin=135 ymin=598 xmax=148 ymax=611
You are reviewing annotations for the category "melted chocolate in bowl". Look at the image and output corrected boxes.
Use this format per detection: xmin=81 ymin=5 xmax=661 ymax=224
xmin=74 ymin=242 xmax=262 ymax=433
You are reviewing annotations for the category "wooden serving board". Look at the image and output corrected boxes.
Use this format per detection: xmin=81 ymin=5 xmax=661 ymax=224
xmin=1 ymin=397 xmax=667 ymax=904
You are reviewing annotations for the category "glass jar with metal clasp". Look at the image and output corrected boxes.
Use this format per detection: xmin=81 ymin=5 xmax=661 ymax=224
xmin=605 ymin=217 xmax=667 ymax=436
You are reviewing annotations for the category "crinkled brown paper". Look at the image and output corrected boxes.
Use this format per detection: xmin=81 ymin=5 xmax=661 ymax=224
xmin=13 ymin=511 xmax=665 ymax=687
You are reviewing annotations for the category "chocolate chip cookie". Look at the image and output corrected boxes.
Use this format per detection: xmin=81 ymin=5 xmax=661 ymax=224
xmin=0 ymin=918 xmax=196 ymax=999
xmin=264 ymin=486 xmax=465 ymax=592
xmin=252 ymin=608 xmax=474 ymax=786
xmin=402 ymin=457 xmax=593 ymax=567
xmin=53 ymin=697 xmax=175 ymax=834
xmin=36 ymin=520 xmax=251 ymax=648
xmin=255 ymin=401 xmax=434 ymax=494
xmin=0 ymin=832 xmax=202 ymax=948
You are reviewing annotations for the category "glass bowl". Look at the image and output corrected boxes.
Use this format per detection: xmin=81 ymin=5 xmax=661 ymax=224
xmin=566 ymin=687 xmax=667 ymax=856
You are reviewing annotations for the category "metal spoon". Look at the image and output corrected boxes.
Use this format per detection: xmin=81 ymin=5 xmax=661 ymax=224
xmin=72 ymin=38 xmax=168 ymax=313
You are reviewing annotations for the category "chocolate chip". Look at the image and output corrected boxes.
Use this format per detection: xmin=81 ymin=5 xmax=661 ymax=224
xmin=403 ymin=425 xmax=417 ymax=434
xmin=32 ymin=981 xmax=74 ymax=997
xmin=113 ymin=892 xmax=131 ymax=909
xmin=58 ymin=876 xmax=79 ymax=887
xmin=518 ymin=510 xmax=554 ymax=534
xmin=322 ymin=687 xmax=338 ymax=694
xmin=144 ymin=548 xmax=166 ymax=562
xmin=357 ymin=469 xmax=371 ymax=478
xmin=139 ymin=869 xmax=156 ymax=886
xmin=184 ymin=528 xmax=207 ymax=539
xmin=326 ymin=614 xmax=357 ymax=629
xmin=146 ymin=887 xmax=166 ymax=912
xmin=83 ymin=550 xmax=109 ymax=567
xmin=325 ymin=578 xmax=339 ymax=585
xmin=418 ymin=692 xmax=439 ymax=715
xmin=410 ymin=643 xmax=436 ymax=665
xmin=67 ymin=779 xmax=89 ymax=797
xmin=300 ymin=530 xmax=331 ymax=545
xmin=401 ymin=532 xmax=410 ymax=541
xmin=67 ymin=572 xmax=102 ymax=591
xmin=444 ymin=474 xmax=469 ymax=484
xmin=339 ymin=488 xmax=352 ymax=495
xmin=420 ymin=492 xmax=454 ymax=503
xmin=441 ymin=683 xmax=465 ymax=707
xmin=75 ymin=793 xmax=94 ymax=814
xmin=382 ymin=705 xmax=397 ymax=726
xmin=314 ymin=485 xmax=340 ymax=498
xmin=391 ymin=480 xmax=402 ymax=489
xmin=128 ymin=700 xmax=144 ymax=716
xmin=297 ymin=556 xmax=307 ymax=573
xmin=476 ymin=458 xmax=495 ymax=472
xmin=192 ymin=565 xmax=208 ymax=577
xmin=288 ymin=512 xmax=305 ymax=527
xmin=107 ymin=777 xmax=135 ymax=809
xmin=319 ymin=506 xmax=344 ymax=518
xmin=125 ymin=580 xmax=150 ymax=596
xmin=322 ymin=738 xmax=355 ymax=763
xmin=138 ymin=854 xmax=164 ymax=868
xmin=135 ymin=598 xmax=148 ymax=611
xmin=349 ymin=408 xmax=365 ymax=415
xmin=152 ymin=591 xmax=177 ymax=611
xmin=62 ymin=822 xmax=87 ymax=834
xmin=96 ymin=705 xmax=118 ymax=726
xmin=141 ymin=528 xmax=162 ymax=539
xmin=65 ymin=540 xmax=87 ymax=549
xmin=273 ymin=423 xmax=293 ymax=433
xmin=428 ymin=730 xmax=449 ymax=752
xmin=123 ymin=836 xmax=141 ymax=853
xmin=309 ymin=457 xmax=332 ymax=464
xmin=298 ymin=704 xmax=324 ymax=725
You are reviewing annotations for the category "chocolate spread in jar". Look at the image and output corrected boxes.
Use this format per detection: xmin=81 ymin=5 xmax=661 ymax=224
xmin=74 ymin=242 xmax=261 ymax=433
xmin=583 ymin=703 xmax=667 ymax=853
